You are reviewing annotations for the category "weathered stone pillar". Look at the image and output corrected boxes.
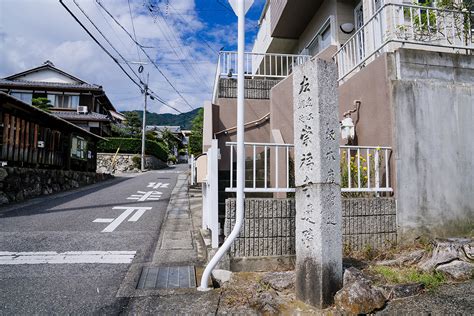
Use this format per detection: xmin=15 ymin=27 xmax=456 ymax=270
xmin=292 ymin=58 xmax=342 ymax=308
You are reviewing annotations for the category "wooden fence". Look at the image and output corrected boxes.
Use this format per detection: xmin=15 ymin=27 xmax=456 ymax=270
xmin=1 ymin=112 xmax=65 ymax=167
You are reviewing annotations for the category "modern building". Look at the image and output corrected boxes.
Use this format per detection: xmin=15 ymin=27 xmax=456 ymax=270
xmin=202 ymin=0 xmax=473 ymax=246
xmin=0 ymin=61 xmax=124 ymax=137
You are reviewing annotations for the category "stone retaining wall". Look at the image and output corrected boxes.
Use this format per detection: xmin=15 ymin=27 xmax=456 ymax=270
xmin=97 ymin=153 xmax=167 ymax=173
xmin=225 ymin=197 xmax=397 ymax=257
xmin=0 ymin=167 xmax=112 ymax=205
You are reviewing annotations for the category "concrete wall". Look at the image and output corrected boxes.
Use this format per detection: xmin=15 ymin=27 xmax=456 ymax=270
xmin=388 ymin=49 xmax=474 ymax=239
xmin=392 ymin=80 xmax=474 ymax=238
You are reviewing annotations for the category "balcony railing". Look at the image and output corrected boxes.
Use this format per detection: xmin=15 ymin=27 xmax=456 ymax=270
xmin=335 ymin=3 xmax=474 ymax=81
xmin=212 ymin=51 xmax=310 ymax=102
xmin=224 ymin=142 xmax=393 ymax=194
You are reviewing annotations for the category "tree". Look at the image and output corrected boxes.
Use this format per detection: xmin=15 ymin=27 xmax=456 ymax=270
xmin=32 ymin=97 xmax=52 ymax=112
xmin=124 ymin=112 xmax=142 ymax=137
xmin=160 ymin=128 xmax=180 ymax=155
xmin=189 ymin=108 xmax=203 ymax=156
xmin=111 ymin=111 xmax=143 ymax=137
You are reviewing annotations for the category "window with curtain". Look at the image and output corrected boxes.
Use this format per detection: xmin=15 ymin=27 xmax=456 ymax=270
xmin=11 ymin=92 xmax=33 ymax=104
xmin=47 ymin=94 xmax=80 ymax=108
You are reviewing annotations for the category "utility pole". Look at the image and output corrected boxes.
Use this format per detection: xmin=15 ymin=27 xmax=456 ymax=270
xmin=141 ymin=73 xmax=149 ymax=172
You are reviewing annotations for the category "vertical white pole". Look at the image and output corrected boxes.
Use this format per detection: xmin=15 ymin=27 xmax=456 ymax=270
xmin=199 ymin=0 xmax=249 ymax=291
xmin=141 ymin=73 xmax=149 ymax=172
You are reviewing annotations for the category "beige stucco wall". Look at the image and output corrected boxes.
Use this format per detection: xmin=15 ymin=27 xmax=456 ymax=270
xmin=338 ymin=54 xmax=394 ymax=148
xmin=214 ymin=98 xmax=271 ymax=170
xmin=295 ymin=0 xmax=337 ymax=54
xmin=202 ymin=100 xmax=214 ymax=152
xmin=270 ymin=74 xmax=294 ymax=144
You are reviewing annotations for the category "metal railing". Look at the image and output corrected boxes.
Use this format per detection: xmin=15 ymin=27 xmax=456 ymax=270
xmin=340 ymin=145 xmax=392 ymax=193
xmin=224 ymin=142 xmax=393 ymax=194
xmin=219 ymin=51 xmax=310 ymax=79
xmin=225 ymin=142 xmax=295 ymax=193
xmin=335 ymin=3 xmax=474 ymax=81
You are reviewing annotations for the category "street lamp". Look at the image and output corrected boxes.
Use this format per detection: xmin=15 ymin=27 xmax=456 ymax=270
xmin=198 ymin=0 xmax=254 ymax=291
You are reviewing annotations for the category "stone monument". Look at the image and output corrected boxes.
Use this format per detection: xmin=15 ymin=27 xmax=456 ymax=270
xmin=292 ymin=58 xmax=342 ymax=308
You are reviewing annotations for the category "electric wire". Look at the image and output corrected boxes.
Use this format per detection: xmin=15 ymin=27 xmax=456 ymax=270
xmin=60 ymin=0 xmax=192 ymax=116
xmin=127 ymin=0 xmax=143 ymax=80
xmin=95 ymin=0 xmax=198 ymax=112
xmin=145 ymin=1 xmax=205 ymax=88
xmin=72 ymin=0 xmax=143 ymax=85
xmin=59 ymin=0 xmax=142 ymax=92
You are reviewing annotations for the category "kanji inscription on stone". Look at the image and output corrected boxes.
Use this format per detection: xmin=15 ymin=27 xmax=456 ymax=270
xmin=292 ymin=58 xmax=342 ymax=309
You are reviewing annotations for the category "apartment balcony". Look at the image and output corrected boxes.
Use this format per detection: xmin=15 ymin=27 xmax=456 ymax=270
xmin=212 ymin=51 xmax=310 ymax=102
xmin=270 ymin=0 xmax=322 ymax=39
xmin=335 ymin=3 xmax=474 ymax=82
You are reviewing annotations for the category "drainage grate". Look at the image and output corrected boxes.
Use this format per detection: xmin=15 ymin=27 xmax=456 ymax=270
xmin=136 ymin=266 xmax=196 ymax=289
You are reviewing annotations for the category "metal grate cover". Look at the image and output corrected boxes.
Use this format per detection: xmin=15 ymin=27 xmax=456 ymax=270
xmin=137 ymin=266 xmax=196 ymax=289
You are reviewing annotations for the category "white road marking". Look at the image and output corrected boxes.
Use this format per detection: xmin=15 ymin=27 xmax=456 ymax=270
xmin=147 ymin=182 xmax=170 ymax=189
xmin=93 ymin=218 xmax=114 ymax=223
xmin=127 ymin=191 xmax=163 ymax=202
xmin=0 ymin=251 xmax=136 ymax=265
xmin=101 ymin=206 xmax=152 ymax=232
xmin=128 ymin=209 xmax=147 ymax=222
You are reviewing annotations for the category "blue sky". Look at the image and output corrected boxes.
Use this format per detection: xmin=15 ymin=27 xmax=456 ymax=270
xmin=0 ymin=0 xmax=266 ymax=114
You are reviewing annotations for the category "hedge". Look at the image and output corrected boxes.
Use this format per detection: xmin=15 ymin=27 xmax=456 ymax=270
xmin=97 ymin=138 xmax=168 ymax=162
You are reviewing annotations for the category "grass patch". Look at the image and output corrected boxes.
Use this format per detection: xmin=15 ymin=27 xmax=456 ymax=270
xmin=370 ymin=266 xmax=446 ymax=290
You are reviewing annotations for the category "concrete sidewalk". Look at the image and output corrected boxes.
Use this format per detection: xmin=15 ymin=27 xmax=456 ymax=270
xmin=121 ymin=174 xmax=223 ymax=315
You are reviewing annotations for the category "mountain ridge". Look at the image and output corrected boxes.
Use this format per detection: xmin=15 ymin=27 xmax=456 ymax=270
xmin=123 ymin=108 xmax=201 ymax=130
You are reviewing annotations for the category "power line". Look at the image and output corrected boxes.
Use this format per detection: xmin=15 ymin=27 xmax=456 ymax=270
xmin=127 ymin=0 xmax=143 ymax=79
xmin=60 ymin=0 xmax=190 ymax=116
xmin=145 ymin=2 xmax=205 ymax=88
xmin=72 ymin=0 xmax=143 ymax=85
xmin=59 ymin=0 xmax=142 ymax=91
xmin=95 ymin=0 xmax=198 ymax=112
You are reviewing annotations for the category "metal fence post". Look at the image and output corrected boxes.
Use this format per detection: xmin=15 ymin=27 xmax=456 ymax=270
xmin=208 ymin=139 xmax=219 ymax=248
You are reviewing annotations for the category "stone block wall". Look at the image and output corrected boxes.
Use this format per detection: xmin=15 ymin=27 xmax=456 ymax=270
xmin=0 ymin=167 xmax=113 ymax=205
xmin=96 ymin=153 xmax=167 ymax=173
xmin=225 ymin=199 xmax=296 ymax=257
xmin=342 ymin=198 xmax=397 ymax=251
xmin=224 ymin=197 xmax=397 ymax=257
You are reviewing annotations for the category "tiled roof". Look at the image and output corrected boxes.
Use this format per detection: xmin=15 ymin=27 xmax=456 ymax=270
xmin=146 ymin=125 xmax=182 ymax=133
xmin=0 ymin=79 xmax=102 ymax=91
xmin=53 ymin=111 xmax=110 ymax=122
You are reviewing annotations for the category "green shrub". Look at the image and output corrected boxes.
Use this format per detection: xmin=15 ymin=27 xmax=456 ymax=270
xmin=97 ymin=138 xmax=168 ymax=162
xmin=131 ymin=155 xmax=141 ymax=169
xmin=168 ymin=155 xmax=177 ymax=164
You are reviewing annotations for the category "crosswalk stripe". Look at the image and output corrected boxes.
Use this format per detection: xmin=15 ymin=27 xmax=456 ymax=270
xmin=0 ymin=251 xmax=136 ymax=264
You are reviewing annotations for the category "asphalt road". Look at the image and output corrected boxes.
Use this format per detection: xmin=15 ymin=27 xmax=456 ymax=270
xmin=0 ymin=165 xmax=187 ymax=315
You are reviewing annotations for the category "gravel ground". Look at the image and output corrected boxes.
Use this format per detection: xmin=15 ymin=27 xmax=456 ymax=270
xmin=377 ymin=280 xmax=474 ymax=315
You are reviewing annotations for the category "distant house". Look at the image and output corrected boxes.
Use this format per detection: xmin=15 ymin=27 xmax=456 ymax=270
xmin=0 ymin=92 xmax=103 ymax=172
xmin=0 ymin=61 xmax=124 ymax=137
xmin=146 ymin=125 xmax=190 ymax=161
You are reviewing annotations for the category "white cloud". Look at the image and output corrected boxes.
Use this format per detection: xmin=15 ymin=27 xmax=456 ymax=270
xmin=0 ymin=0 xmax=243 ymax=114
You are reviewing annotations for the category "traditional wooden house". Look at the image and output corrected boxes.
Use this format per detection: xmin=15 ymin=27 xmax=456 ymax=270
xmin=0 ymin=61 xmax=124 ymax=137
xmin=0 ymin=92 xmax=103 ymax=172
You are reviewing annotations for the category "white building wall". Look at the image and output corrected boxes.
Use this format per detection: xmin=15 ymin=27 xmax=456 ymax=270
xmin=16 ymin=69 xmax=79 ymax=84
